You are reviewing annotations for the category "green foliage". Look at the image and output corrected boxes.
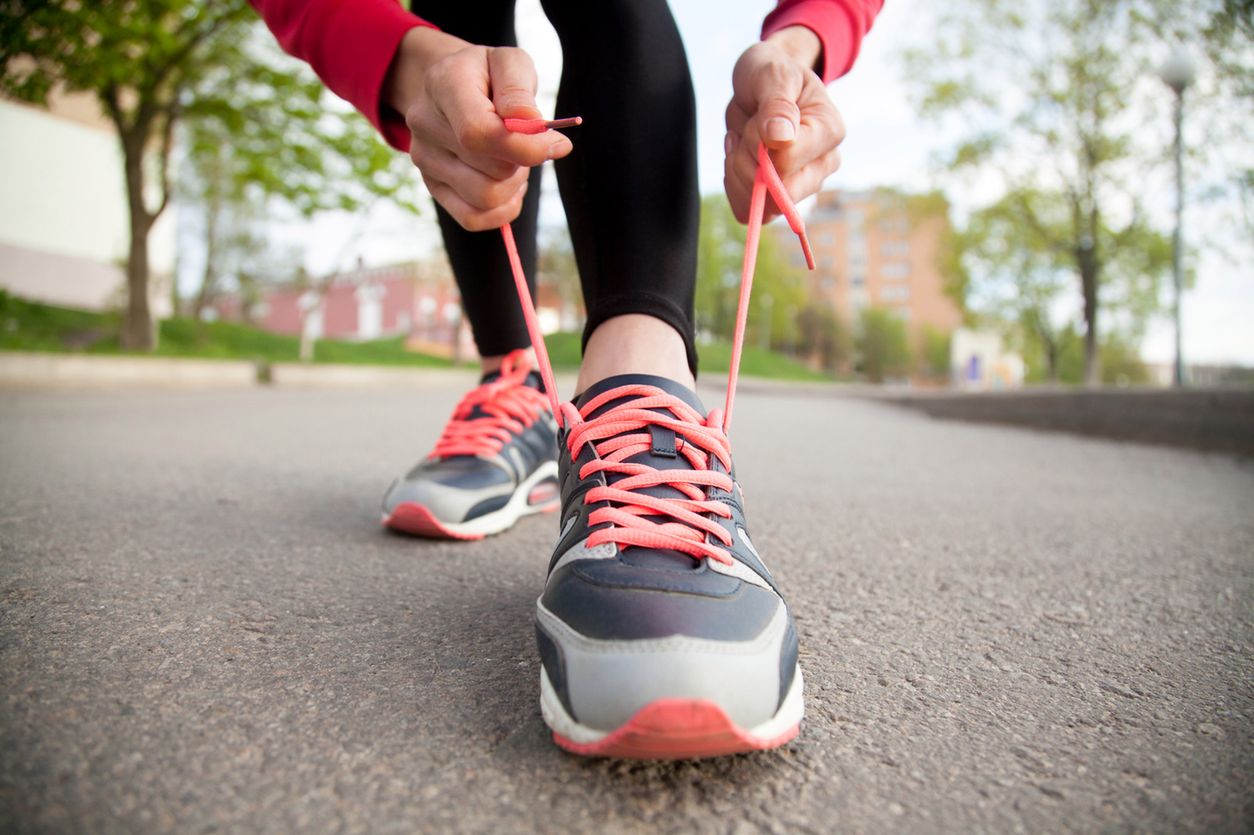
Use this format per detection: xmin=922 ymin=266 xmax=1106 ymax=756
xmin=695 ymin=195 xmax=807 ymax=349
xmin=183 ymin=26 xmax=421 ymax=220
xmin=694 ymin=339 xmax=831 ymax=382
xmin=918 ymin=325 xmax=953 ymax=380
xmin=1 ymin=2 xmax=421 ymax=349
xmin=857 ymin=307 xmax=911 ymax=383
xmin=0 ymin=294 xmax=451 ymax=366
xmin=795 ymin=304 xmax=852 ymax=372
xmin=902 ymin=0 xmax=1239 ymax=384
xmin=1024 ymin=325 xmax=1149 ymax=385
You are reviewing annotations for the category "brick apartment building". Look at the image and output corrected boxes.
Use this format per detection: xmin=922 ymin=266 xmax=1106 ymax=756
xmin=779 ymin=188 xmax=962 ymax=340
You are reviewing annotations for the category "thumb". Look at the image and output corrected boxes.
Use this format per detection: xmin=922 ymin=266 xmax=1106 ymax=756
xmin=753 ymin=66 xmax=803 ymax=150
xmin=487 ymin=47 xmax=541 ymax=119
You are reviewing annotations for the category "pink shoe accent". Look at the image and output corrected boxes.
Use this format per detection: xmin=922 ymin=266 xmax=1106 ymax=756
xmin=553 ymin=699 xmax=800 ymax=760
xmin=527 ymin=482 xmax=560 ymax=507
xmin=382 ymin=502 xmax=484 ymax=541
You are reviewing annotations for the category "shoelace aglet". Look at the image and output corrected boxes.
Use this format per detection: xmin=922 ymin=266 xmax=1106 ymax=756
xmin=502 ymin=116 xmax=584 ymax=134
xmin=755 ymin=144 xmax=815 ymax=270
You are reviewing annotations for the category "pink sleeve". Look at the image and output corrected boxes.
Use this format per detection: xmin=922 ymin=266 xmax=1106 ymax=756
xmin=761 ymin=0 xmax=884 ymax=83
xmin=249 ymin=0 xmax=437 ymax=150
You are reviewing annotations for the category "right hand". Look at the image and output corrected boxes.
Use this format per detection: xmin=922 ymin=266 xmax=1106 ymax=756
xmin=385 ymin=29 xmax=572 ymax=231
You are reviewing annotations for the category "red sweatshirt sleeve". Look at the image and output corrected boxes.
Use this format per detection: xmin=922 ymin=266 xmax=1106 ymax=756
xmin=761 ymin=0 xmax=884 ymax=83
xmin=249 ymin=0 xmax=436 ymax=150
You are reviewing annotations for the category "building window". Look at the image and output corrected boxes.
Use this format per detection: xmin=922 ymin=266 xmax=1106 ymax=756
xmin=851 ymin=274 xmax=865 ymax=287
xmin=882 ymin=241 xmax=910 ymax=258
xmin=880 ymin=285 xmax=910 ymax=302
xmin=880 ymin=262 xmax=910 ymax=279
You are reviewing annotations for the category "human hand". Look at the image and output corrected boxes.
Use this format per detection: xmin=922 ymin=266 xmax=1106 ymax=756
xmin=384 ymin=28 xmax=573 ymax=231
xmin=724 ymin=27 xmax=845 ymax=224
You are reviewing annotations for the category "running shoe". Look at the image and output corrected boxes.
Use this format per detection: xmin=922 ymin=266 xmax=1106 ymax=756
xmin=534 ymin=374 xmax=804 ymax=758
xmin=381 ymin=349 xmax=559 ymax=540
xmin=497 ymin=119 xmax=812 ymax=757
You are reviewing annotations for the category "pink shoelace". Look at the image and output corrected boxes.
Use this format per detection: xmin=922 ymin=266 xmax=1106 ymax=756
xmin=430 ymin=348 xmax=550 ymax=459
xmin=500 ymin=120 xmax=813 ymax=562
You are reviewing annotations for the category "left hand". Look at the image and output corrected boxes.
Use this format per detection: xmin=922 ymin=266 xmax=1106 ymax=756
xmin=724 ymin=30 xmax=846 ymax=224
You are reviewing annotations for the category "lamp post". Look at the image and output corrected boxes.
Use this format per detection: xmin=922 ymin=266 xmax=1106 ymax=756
xmin=1159 ymin=49 xmax=1194 ymax=387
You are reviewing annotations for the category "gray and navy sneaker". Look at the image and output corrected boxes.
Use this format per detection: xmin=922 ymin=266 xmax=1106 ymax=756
xmin=382 ymin=349 xmax=559 ymax=540
xmin=534 ymin=374 xmax=803 ymax=759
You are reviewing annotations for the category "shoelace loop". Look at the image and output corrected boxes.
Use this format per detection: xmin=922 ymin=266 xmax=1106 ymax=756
xmin=500 ymin=118 xmax=813 ymax=562
xmin=430 ymin=349 xmax=549 ymax=459
xmin=559 ymin=386 xmax=736 ymax=564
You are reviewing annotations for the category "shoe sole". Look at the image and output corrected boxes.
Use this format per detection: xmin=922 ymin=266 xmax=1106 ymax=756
xmin=382 ymin=461 xmax=559 ymax=540
xmin=539 ymin=662 xmax=804 ymax=760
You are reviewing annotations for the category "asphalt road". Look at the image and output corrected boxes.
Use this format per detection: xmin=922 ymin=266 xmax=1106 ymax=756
xmin=1 ymin=380 xmax=1251 ymax=834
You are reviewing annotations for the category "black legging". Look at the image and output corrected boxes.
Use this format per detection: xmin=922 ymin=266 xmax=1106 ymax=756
xmin=409 ymin=0 xmax=700 ymax=374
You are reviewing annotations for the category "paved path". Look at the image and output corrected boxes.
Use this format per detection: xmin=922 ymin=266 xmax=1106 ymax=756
xmin=1 ymin=383 xmax=1250 ymax=833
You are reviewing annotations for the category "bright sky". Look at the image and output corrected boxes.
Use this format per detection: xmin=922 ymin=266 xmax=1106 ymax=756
xmin=257 ymin=0 xmax=1252 ymax=366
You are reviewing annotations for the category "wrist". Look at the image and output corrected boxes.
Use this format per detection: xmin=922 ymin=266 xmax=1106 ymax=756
xmin=383 ymin=26 xmax=468 ymax=115
xmin=765 ymin=25 xmax=822 ymax=75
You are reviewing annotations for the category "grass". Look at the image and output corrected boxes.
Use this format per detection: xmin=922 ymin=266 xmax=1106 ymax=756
xmin=0 ymin=293 xmax=832 ymax=382
xmin=0 ymin=293 xmax=454 ymax=367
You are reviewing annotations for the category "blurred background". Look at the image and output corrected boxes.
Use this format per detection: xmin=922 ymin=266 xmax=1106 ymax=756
xmin=0 ymin=0 xmax=1249 ymax=389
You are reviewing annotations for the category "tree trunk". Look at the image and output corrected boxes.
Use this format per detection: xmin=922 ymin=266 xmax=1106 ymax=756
xmin=1078 ymin=243 xmax=1100 ymax=387
xmin=193 ymin=220 xmax=218 ymax=321
xmin=122 ymin=212 xmax=155 ymax=350
xmin=120 ymin=136 xmax=156 ymax=351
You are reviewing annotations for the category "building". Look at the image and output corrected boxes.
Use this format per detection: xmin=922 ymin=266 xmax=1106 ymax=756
xmin=951 ymin=328 xmax=1025 ymax=389
xmin=213 ymin=257 xmax=579 ymax=360
xmin=781 ymin=188 xmax=962 ymax=341
xmin=0 ymin=91 xmax=175 ymax=314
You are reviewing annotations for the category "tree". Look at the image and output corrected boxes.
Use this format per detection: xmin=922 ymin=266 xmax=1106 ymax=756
xmin=181 ymin=25 xmax=421 ymax=322
xmin=903 ymin=0 xmax=1240 ymax=385
xmin=918 ymin=325 xmax=953 ymax=383
xmin=796 ymin=303 xmax=852 ymax=373
xmin=858 ymin=307 xmax=911 ymax=383
xmin=1 ymin=5 xmax=421 ymax=350
xmin=696 ymin=194 xmax=806 ymax=348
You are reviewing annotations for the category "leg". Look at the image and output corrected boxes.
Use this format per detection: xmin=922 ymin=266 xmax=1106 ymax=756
xmin=410 ymin=0 xmax=542 ymax=372
xmin=538 ymin=0 xmax=700 ymax=390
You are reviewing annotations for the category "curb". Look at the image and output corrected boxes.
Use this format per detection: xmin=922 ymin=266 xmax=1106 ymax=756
xmin=886 ymin=387 xmax=1254 ymax=455
xmin=0 ymin=352 xmax=256 ymax=388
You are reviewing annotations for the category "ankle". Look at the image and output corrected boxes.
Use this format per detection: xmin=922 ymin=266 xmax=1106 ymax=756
xmin=576 ymin=315 xmax=695 ymax=393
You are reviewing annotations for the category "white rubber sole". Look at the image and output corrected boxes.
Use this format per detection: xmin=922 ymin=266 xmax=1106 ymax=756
xmin=383 ymin=460 xmax=559 ymax=539
xmin=539 ymin=660 xmax=805 ymax=749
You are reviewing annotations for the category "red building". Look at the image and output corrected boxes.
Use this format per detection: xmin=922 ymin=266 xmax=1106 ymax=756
xmin=214 ymin=258 xmax=580 ymax=360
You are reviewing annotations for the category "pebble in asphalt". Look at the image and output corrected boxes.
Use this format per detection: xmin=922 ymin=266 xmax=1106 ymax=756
xmin=0 ymin=381 xmax=1251 ymax=834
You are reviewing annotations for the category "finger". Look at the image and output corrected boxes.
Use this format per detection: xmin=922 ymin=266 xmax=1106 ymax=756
xmin=425 ymin=174 xmax=529 ymax=232
xmin=487 ymin=47 xmax=541 ymax=119
xmin=781 ymin=146 xmax=842 ymax=205
xmin=420 ymin=146 xmax=530 ymax=212
xmin=430 ymin=55 xmax=558 ymax=168
xmin=750 ymin=61 xmax=805 ymax=150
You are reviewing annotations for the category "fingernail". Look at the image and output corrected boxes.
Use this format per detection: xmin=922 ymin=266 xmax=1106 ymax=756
xmin=766 ymin=118 xmax=796 ymax=143
xmin=724 ymin=132 xmax=734 ymax=157
xmin=546 ymin=140 xmax=568 ymax=160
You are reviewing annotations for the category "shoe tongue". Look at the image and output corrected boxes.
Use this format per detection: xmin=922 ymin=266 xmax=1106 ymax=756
xmin=480 ymin=368 xmax=544 ymax=391
xmin=575 ymin=373 xmax=704 ymax=416
xmin=575 ymin=374 xmax=711 ymax=570
xmin=463 ymin=368 xmax=545 ymax=421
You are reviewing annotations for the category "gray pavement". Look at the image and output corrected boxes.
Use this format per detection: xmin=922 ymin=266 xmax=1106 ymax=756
xmin=1 ymin=381 xmax=1251 ymax=834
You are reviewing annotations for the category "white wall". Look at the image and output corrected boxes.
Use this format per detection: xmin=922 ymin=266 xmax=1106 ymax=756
xmin=0 ymin=99 xmax=174 ymax=314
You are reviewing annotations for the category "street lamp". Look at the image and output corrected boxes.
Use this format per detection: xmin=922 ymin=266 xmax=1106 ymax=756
xmin=1159 ymin=49 xmax=1195 ymax=387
